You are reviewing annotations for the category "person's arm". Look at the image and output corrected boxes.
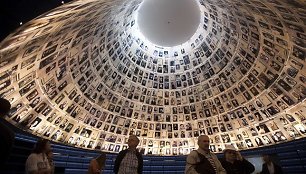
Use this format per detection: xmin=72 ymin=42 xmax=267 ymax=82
xmin=89 ymin=159 xmax=101 ymax=174
xmin=260 ymin=163 xmax=267 ymax=174
xmin=239 ymin=158 xmax=255 ymax=173
xmin=236 ymin=152 xmax=255 ymax=173
xmin=212 ymin=155 xmax=226 ymax=174
xmin=114 ymin=150 xmax=124 ymax=174
xmin=185 ymin=151 xmax=199 ymax=174
xmin=275 ymin=163 xmax=284 ymax=174
xmin=137 ymin=153 xmax=143 ymax=174
xmin=49 ymin=161 xmax=55 ymax=174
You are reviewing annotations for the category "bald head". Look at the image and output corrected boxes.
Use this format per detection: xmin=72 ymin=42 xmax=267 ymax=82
xmin=198 ymin=135 xmax=210 ymax=152
xmin=198 ymin=135 xmax=209 ymax=140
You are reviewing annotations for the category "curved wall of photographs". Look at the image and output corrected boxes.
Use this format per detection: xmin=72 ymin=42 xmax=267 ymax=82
xmin=0 ymin=0 xmax=305 ymax=156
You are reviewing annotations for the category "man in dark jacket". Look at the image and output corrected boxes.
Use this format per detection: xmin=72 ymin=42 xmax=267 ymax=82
xmin=260 ymin=154 xmax=283 ymax=174
xmin=219 ymin=144 xmax=255 ymax=174
xmin=114 ymin=135 xmax=143 ymax=174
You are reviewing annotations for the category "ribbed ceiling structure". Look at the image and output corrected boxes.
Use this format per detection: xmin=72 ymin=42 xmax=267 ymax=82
xmin=0 ymin=0 xmax=305 ymax=155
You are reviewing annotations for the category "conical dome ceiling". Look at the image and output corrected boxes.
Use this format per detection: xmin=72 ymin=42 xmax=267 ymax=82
xmin=0 ymin=0 xmax=305 ymax=155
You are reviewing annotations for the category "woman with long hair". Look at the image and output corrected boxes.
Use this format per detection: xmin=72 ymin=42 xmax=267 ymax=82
xmin=25 ymin=139 xmax=53 ymax=174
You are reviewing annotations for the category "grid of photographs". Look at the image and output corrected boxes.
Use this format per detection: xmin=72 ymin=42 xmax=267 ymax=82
xmin=0 ymin=0 xmax=305 ymax=155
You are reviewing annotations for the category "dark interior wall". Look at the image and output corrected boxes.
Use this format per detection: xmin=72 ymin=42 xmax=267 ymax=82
xmin=0 ymin=0 xmax=74 ymax=41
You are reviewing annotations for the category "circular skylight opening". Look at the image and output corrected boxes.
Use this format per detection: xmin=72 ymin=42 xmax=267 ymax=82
xmin=137 ymin=0 xmax=201 ymax=47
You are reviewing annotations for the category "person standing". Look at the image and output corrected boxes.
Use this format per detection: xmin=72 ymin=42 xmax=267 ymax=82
xmin=88 ymin=153 xmax=106 ymax=174
xmin=114 ymin=135 xmax=143 ymax=174
xmin=25 ymin=139 xmax=53 ymax=174
xmin=219 ymin=144 xmax=255 ymax=174
xmin=185 ymin=135 xmax=226 ymax=174
xmin=260 ymin=154 xmax=283 ymax=174
xmin=0 ymin=97 xmax=13 ymax=165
